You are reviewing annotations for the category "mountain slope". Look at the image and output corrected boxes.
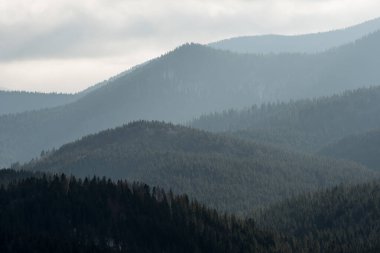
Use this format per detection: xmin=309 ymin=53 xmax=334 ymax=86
xmin=192 ymin=86 xmax=380 ymax=153
xmin=256 ymin=181 xmax=380 ymax=253
xmin=319 ymin=129 xmax=380 ymax=171
xmin=22 ymin=121 xmax=377 ymax=214
xmin=0 ymin=173 xmax=287 ymax=253
xmin=210 ymin=17 xmax=380 ymax=54
xmin=2 ymin=31 xmax=380 ymax=167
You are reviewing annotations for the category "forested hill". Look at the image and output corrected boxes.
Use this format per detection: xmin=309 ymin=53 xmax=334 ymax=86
xmin=0 ymin=91 xmax=78 ymax=115
xmin=192 ymin=86 xmax=380 ymax=153
xmin=319 ymin=129 xmax=380 ymax=171
xmin=0 ymin=173 xmax=287 ymax=253
xmin=256 ymin=181 xmax=380 ymax=253
xmin=22 ymin=121 xmax=376 ymax=215
xmin=209 ymin=17 xmax=380 ymax=54
xmin=2 ymin=31 xmax=380 ymax=167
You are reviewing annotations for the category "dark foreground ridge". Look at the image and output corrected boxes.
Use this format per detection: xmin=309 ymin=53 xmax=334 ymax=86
xmin=2 ymin=170 xmax=380 ymax=253
xmin=0 ymin=172 xmax=286 ymax=253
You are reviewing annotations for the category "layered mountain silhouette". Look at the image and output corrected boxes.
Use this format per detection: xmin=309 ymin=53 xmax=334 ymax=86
xmin=2 ymin=16 xmax=380 ymax=253
xmin=210 ymin=17 xmax=380 ymax=54
xmin=1 ymin=30 xmax=380 ymax=167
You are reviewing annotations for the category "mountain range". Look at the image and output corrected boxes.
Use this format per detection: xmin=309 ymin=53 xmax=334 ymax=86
xmin=4 ymin=17 xmax=380 ymax=116
xmin=1 ymin=30 xmax=380 ymax=167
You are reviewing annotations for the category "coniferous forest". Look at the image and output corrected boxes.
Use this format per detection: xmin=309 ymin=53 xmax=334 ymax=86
xmin=2 ymin=10 xmax=380 ymax=253
xmin=1 ymin=171 xmax=294 ymax=253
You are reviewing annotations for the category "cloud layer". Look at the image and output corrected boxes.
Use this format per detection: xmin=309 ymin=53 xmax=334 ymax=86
xmin=1 ymin=0 xmax=380 ymax=92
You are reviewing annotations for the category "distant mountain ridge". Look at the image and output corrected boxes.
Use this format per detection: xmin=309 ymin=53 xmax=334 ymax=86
xmin=0 ymin=91 xmax=78 ymax=116
xmin=209 ymin=17 xmax=380 ymax=54
xmin=0 ymin=65 xmax=140 ymax=116
xmin=192 ymin=86 xmax=380 ymax=153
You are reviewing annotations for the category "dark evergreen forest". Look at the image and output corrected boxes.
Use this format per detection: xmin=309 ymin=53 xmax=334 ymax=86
xmin=2 ymin=170 xmax=380 ymax=253
xmin=0 ymin=172 xmax=287 ymax=253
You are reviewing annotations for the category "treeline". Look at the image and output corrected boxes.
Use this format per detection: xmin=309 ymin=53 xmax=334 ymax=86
xmin=192 ymin=86 xmax=380 ymax=153
xmin=22 ymin=121 xmax=376 ymax=215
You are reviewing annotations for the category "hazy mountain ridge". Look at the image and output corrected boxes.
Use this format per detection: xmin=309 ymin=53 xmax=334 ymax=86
xmin=0 ymin=91 xmax=79 ymax=116
xmin=0 ymin=64 xmax=141 ymax=116
xmin=192 ymin=86 xmax=380 ymax=153
xmin=210 ymin=17 xmax=380 ymax=54
xmin=21 ymin=121 xmax=376 ymax=214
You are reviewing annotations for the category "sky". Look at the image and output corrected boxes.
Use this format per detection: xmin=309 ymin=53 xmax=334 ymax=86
xmin=0 ymin=0 xmax=379 ymax=93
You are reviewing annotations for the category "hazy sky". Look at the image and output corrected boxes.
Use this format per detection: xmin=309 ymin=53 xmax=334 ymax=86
xmin=1 ymin=0 xmax=379 ymax=93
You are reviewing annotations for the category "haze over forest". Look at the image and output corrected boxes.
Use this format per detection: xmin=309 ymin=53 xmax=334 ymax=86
xmin=1 ymin=1 xmax=380 ymax=252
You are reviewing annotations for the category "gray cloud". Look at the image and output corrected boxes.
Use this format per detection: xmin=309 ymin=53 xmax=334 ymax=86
xmin=0 ymin=0 xmax=379 ymax=92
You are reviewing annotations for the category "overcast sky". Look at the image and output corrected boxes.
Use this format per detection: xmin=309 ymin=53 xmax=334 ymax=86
xmin=0 ymin=0 xmax=379 ymax=93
